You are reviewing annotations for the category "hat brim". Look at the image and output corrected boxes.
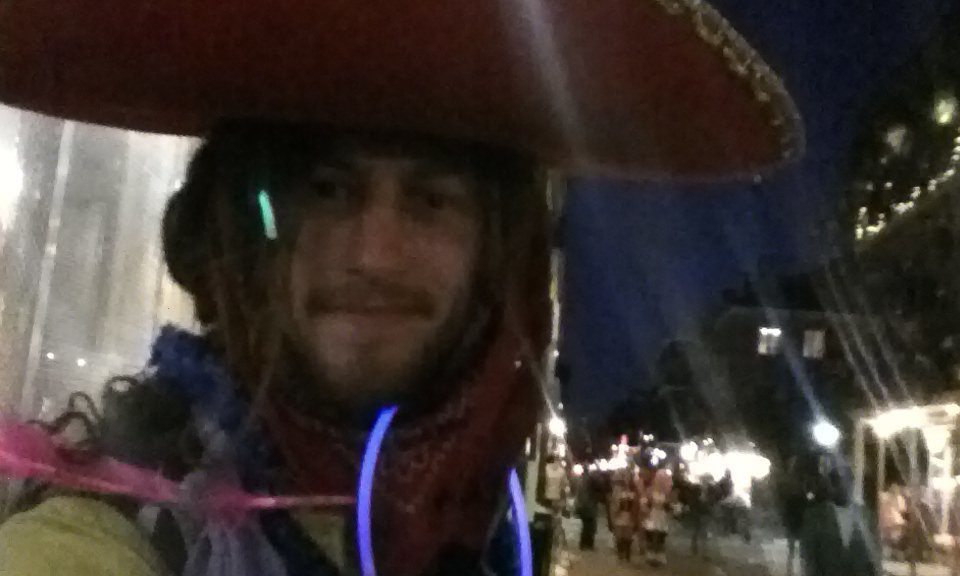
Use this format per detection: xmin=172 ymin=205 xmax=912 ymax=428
xmin=0 ymin=0 xmax=803 ymax=180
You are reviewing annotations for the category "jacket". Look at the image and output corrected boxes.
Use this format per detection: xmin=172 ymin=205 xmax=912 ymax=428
xmin=800 ymin=501 xmax=880 ymax=576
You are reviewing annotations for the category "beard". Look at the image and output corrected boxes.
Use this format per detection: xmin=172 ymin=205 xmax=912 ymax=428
xmin=279 ymin=278 xmax=493 ymax=426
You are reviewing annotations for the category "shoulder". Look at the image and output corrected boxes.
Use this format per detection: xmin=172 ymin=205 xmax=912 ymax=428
xmin=0 ymin=495 xmax=165 ymax=576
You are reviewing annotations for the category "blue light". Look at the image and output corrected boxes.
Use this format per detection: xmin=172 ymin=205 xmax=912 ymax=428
xmin=357 ymin=407 xmax=531 ymax=576
xmin=357 ymin=405 xmax=398 ymax=576
xmin=257 ymin=189 xmax=278 ymax=240
xmin=508 ymin=468 xmax=533 ymax=576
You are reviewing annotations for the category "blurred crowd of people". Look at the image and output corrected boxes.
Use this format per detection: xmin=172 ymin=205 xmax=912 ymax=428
xmin=563 ymin=460 xmax=731 ymax=568
xmin=556 ymin=449 xmax=889 ymax=576
xmin=605 ymin=466 xmax=675 ymax=566
xmin=569 ymin=462 xmax=757 ymax=566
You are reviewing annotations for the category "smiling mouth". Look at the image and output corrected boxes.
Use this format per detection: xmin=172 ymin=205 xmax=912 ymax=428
xmin=316 ymin=311 xmax=428 ymax=337
xmin=320 ymin=308 xmax=429 ymax=325
xmin=324 ymin=305 xmax=426 ymax=315
xmin=305 ymin=289 xmax=433 ymax=319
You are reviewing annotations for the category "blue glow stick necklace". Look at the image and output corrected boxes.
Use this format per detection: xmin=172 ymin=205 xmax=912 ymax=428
xmin=357 ymin=406 xmax=533 ymax=576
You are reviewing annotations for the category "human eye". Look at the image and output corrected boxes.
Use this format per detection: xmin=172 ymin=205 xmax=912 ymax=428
xmin=406 ymin=174 xmax=475 ymax=216
xmin=413 ymin=184 xmax=456 ymax=210
xmin=309 ymin=166 xmax=354 ymax=204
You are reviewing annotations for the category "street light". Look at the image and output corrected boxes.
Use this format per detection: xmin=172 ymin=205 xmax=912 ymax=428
xmin=680 ymin=441 xmax=698 ymax=463
xmin=548 ymin=415 xmax=566 ymax=437
xmin=812 ymin=420 xmax=841 ymax=448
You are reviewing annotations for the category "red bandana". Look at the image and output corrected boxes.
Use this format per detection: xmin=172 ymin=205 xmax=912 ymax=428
xmin=263 ymin=330 xmax=540 ymax=576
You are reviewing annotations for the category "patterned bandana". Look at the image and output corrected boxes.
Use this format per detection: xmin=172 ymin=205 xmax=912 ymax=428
xmin=262 ymin=328 xmax=541 ymax=576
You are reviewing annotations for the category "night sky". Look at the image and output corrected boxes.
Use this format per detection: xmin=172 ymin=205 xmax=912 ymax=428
xmin=562 ymin=0 xmax=955 ymax=419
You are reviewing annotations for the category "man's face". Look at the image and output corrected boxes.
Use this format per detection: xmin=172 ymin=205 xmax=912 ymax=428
xmin=287 ymin=143 xmax=484 ymax=410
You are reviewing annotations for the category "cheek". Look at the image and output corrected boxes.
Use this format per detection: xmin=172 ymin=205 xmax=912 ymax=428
xmin=293 ymin=216 xmax=343 ymax=267
xmin=287 ymin=223 xmax=331 ymax=318
xmin=289 ymin=214 xmax=345 ymax=279
xmin=412 ymin=226 xmax=481 ymax=297
xmin=288 ymin=254 xmax=308 ymax=317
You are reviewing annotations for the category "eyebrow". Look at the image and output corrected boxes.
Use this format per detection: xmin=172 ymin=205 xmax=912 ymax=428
xmin=311 ymin=156 xmax=354 ymax=173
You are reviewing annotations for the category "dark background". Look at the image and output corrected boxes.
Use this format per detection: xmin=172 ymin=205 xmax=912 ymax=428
xmin=562 ymin=0 xmax=955 ymax=419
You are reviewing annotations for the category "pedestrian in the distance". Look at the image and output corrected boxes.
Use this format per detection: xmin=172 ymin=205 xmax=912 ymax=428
xmin=643 ymin=467 xmax=674 ymax=566
xmin=800 ymin=458 xmax=880 ymax=576
xmin=879 ymin=482 xmax=907 ymax=559
xmin=781 ymin=458 xmax=808 ymax=576
xmin=610 ymin=470 xmax=639 ymax=563
xmin=544 ymin=455 xmax=569 ymax=515
xmin=575 ymin=469 xmax=601 ymax=551
xmin=902 ymin=488 xmax=934 ymax=576
xmin=687 ymin=476 xmax=714 ymax=557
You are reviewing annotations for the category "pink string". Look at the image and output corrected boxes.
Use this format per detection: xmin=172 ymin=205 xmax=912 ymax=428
xmin=0 ymin=419 xmax=353 ymax=512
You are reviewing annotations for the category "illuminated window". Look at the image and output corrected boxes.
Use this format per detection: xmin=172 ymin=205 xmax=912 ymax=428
xmin=883 ymin=124 xmax=909 ymax=154
xmin=757 ymin=327 xmax=782 ymax=356
xmin=934 ymin=92 xmax=958 ymax=125
xmin=803 ymin=330 xmax=825 ymax=359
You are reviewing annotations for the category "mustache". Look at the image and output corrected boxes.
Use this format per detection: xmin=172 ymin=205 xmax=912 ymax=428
xmin=303 ymin=279 xmax=436 ymax=317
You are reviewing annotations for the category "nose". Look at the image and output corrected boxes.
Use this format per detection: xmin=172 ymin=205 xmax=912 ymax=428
xmin=346 ymin=182 xmax=406 ymax=276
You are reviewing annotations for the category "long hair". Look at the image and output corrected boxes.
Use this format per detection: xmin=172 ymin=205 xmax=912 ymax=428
xmin=162 ymin=120 xmax=552 ymax=413
xmin=9 ymin=123 xmax=552 ymax=547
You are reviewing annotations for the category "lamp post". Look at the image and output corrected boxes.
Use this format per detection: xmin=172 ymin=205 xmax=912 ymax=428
xmin=812 ymin=420 xmax=841 ymax=449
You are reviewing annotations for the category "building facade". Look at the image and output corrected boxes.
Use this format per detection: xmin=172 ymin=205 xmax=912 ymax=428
xmin=0 ymin=105 xmax=196 ymax=417
xmin=703 ymin=274 xmax=886 ymax=461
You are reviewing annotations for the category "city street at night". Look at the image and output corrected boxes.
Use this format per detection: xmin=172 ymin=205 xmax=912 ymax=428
xmin=561 ymin=517 xmax=774 ymax=576
xmin=559 ymin=517 xmax=954 ymax=576
xmin=4 ymin=1 xmax=960 ymax=575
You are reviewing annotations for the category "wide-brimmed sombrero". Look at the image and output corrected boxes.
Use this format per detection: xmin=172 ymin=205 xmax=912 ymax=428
xmin=0 ymin=0 xmax=803 ymax=180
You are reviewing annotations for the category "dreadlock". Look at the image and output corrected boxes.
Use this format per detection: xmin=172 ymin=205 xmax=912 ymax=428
xmin=162 ymin=120 xmax=553 ymax=406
